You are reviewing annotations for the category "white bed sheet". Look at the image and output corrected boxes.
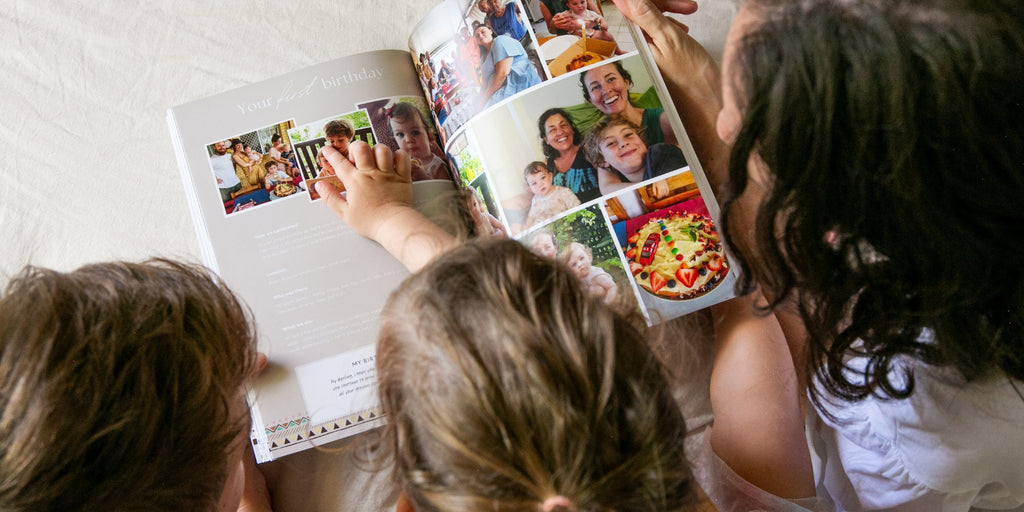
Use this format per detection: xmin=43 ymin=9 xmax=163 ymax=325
xmin=0 ymin=1 xmax=736 ymax=510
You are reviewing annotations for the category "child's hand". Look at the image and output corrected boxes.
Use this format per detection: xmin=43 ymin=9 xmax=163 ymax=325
xmin=316 ymin=141 xmax=414 ymax=241
xmin=317 ymin=141 xmax=456 ymax=272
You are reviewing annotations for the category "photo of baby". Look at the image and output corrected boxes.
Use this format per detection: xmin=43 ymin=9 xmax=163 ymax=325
xmin=562 ymin=240 xmax=618 ymax=304
xmin=523 ymin=161 xmax=580 ymax=228
xmin=359 ymin=97 xmax=453 ymax=182
xmin=522 ymin=204 xmax=633 ymax=308
xmin=206 ymin=120 xmax=305 ymax=216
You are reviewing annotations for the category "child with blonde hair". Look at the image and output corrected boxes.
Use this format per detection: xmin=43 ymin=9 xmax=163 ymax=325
xmin=527 ymin=227 xmax=559 ymax=260
xmin=557 ymin=0 xmax=623 ymax=53
xmin=582 ymin=114 xmax=687 ymax=195
xmin=315 ymin=141 xmax=810 ymax=511
xmin=562 ymin=241 xmax=618 ymax=305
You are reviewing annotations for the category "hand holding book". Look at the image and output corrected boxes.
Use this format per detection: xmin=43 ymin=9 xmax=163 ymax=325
xmin=317 ymin=142 xmax=455 ymax=272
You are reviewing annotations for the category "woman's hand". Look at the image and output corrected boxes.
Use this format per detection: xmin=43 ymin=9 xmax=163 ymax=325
xmin=611 ymin=0 xmax=730 ymax=192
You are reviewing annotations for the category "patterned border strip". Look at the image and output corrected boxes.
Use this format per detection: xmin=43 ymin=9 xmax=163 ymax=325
xmin=264 ymin=407 xmax=383 ymax=451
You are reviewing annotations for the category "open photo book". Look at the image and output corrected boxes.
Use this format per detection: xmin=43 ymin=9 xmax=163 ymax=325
xmin=167 ymin=0 xmax=735 ymax=463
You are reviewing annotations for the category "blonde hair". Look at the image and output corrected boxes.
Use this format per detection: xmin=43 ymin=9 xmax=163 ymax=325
xmin=561 ymin=241 xmax=592 ymax=263
xmin=377 ymin=240 xmax=696 ymax=511
xmin=0 ymin=259 xmax=257 ymax=511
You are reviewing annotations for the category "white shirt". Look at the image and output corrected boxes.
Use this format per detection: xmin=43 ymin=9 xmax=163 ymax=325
xmin=211 ymin=153 xmax=240 ymax=189
xmin=811 ymin=345 xmax=1024 ymax=511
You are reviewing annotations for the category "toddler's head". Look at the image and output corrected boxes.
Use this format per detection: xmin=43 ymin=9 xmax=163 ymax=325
xmin=376 ymin=240 xmax=696 ymax=511
xmin=528 ymin=228 xmax=558 ymax=260
xmin=562 ymin=241 xmax=594 ymax=280
xmin=324 ymin=118 xmax=355 ymax=154
xmin=524 ymin=161 xmax=556 ymax=197
xmin=265 ymin=161 xmax=280 ymax=175
xmin=567 ymin=0 xmax=588 ymax=15
xmin=583 ymin=114 xmax=648 ymax=176
xmin=387 ymin=102 xmax=433 ymax=161
xmin=0 ymin=260 xmax=258 ymax=511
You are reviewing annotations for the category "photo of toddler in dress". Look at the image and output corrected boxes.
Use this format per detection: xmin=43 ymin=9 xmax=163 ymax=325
xmin=523 ymin=161 xmax=581 ymax=228
xmin=386 ymin=101 xmax=451 ymax=182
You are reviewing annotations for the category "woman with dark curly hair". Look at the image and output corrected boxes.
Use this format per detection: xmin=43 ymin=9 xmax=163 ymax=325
xmin=622 ymin=0 xmax=1024 ymax=509
xmin=536 ymin=107 xmax=601 ymax=203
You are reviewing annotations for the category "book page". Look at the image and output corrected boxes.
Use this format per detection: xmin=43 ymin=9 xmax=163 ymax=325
xmin=406 ymin=0 xmax=736 ymax=321
xmin=168 ymin=49 xmax=458 ymax=462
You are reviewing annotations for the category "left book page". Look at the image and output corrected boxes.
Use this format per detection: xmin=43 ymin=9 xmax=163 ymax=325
xmin=167 ymin=49 xmax=455 ymax=462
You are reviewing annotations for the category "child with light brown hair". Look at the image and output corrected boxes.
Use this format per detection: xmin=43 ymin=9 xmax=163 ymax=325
xmin=323 ymin=118 xmax=355 ymax=159
xmin=0 ymin=259 xmax=271 ymax=512
xmin=377 ymin=239 xmax=695 ymax=511
xmin=315 ymin=141 xmax=809 ymax=512
xmin=582 ymin=114 xmax=687 ymax=195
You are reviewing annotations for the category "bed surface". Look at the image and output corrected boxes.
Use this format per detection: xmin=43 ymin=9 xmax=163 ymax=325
xmin=0 ymin=0 xmax=735 ymax=276
xmin=0 ymin=1 xmax=736 ymax=510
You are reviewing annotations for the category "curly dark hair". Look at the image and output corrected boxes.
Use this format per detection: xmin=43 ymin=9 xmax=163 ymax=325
xmin=578 ymin=60 xmax=633 ymax=103
xmin=537 ymin=108 xmax=583 ymax=161
xmin=720 ymin=0 xmax=1024 ymax=403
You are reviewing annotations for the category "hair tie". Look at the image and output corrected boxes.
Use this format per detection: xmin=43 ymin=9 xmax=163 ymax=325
xmin=542 ymin=495 xmax=573 ymax=512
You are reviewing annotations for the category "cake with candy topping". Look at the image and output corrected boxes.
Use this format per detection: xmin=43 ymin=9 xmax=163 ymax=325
xmin=623 ymin=212 xmax=729 ymax=300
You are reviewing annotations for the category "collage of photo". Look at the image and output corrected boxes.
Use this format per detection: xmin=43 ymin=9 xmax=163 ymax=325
xmin=203 ymin=0 xmax=731 ymax=319
xmin=205 ymin=95 xmax=451 ymax=213
xmin=434 ymin=45 xmax=732 ymax=319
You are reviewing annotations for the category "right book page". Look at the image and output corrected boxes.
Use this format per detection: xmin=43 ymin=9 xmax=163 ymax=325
xmin=409 ymin=0 xmax=735 ymax=322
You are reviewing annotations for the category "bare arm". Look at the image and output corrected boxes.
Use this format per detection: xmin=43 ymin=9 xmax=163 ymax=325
xmin=480 ymin=56 xmax=514 ymax=104
xmin=592 ymin=271 xmax=618 ymax=303
xmin=657 ymin=111 xmax=678 ymax=147
xmin=539 ymin=2 xmax=560 ymax=34
xmin=316 ymin=142 xmax=455 ymax=272
xmin=597 ymin=167 xmax=629 ymax=195
xmin=708 ymin=294 xmax=814 ymax=499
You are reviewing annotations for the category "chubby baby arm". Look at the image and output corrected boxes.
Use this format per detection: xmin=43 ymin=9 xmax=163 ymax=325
xmin=317 ymin=142 xmax=454 ymax=272
xmin=592 ymin=270 xmax=619 ymax=304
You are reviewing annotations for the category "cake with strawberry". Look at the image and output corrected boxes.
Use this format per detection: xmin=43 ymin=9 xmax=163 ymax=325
xmin=623 ymin=212 xmax=728 ymax=300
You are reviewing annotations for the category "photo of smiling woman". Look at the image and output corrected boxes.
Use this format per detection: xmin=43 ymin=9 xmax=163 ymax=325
xmin=580 ymin=61 xmax=677 ymax=147
xmin=538 ymin=107 xmax=601 ymax=203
